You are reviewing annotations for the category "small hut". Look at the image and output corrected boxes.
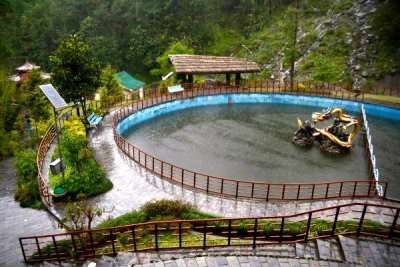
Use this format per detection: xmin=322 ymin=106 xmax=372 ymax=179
xmin=168 ymin=55 xmax=260 ymax=84
xmin=115 ymin=71 xmax=145 ymax=99
xmin=9 ymin=61 xmax=50 ymax=84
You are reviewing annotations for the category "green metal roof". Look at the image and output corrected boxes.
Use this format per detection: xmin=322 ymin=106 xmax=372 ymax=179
xmin=115 ymin=71 xmax=145 ymax=92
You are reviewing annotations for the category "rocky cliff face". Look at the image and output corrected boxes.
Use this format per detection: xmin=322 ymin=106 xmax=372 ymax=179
xmin=255 ymin=0 xmax=399 ymax=89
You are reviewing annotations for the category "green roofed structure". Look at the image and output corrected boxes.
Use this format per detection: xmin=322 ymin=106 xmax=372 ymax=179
xmin=115 ymin=71 xmax=145 ymax=92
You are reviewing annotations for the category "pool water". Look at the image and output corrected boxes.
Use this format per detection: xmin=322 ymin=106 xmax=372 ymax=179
xmin=123 ymin=103 xmax=370 ymax=184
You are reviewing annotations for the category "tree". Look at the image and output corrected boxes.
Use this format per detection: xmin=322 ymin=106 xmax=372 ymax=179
xmin=150 ymin=41 xmax=194 ymax=84
xmin=98 ymin=64 xmax=123 ymax=100
xmin=61 ymin=193 xmax=104 ymax=230
xmin=50 ymin=35 xmax=101 ymax=117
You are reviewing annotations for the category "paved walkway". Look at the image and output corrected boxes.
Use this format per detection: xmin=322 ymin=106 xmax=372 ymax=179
xmin=48 ymin=110 xmax=399 ymax=225
xmin=0 ymin=158 xmax=61 ymax=267
xmin=80 ymin=236 xmax=400 ymax=267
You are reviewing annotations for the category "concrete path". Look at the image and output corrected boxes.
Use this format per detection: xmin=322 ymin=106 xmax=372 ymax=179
xmin=0 ymin=158 xmax=61 ymax=267
xmin=81 ymin=236 xmax=400 ymax=267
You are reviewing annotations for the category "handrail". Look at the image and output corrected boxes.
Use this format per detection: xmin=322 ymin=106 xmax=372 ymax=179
xmin=361 ymin=105 xmax=384 ymax=197
xmin=36 ymin=110 xmax=72 ymax=207
xmin=19 ymin=202 xmax=400 ymax=263
xmin=112 ymin=83 xmax=386 ymax=200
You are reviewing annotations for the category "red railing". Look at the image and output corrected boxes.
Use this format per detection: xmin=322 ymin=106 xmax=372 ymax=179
xmin=112 ymin=83 xmax=386 ymax=200
xmin=19 ymin=202 xmax=400 ymax=264
xmin=36 ymin=111 xmax=71 ymax=207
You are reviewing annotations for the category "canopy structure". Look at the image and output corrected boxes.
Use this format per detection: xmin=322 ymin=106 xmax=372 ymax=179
xmin=115 ymin=71 xmax=145 ymax=92
xmin=9 ymin=61 xmax=50 ymax=84
xmin=16 ymin=61 xmax=40 ymax=72
xmin=168 ymin=54 xmax=260 ymax=84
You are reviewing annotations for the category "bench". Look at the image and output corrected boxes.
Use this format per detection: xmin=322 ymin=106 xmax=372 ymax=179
xmin=167 ymin=85 xmax=184 ymax=93
xmin=87 ymin=112 xmax=103 ymax=128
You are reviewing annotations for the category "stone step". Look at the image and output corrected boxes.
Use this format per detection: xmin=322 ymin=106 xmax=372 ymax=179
xmin=295 ymin=241 xmax=319 ymax=259
xmin=316 ymin=238 xmax=345 ymax=262
xmin=337 ymin=235 xmax=363 ymax=264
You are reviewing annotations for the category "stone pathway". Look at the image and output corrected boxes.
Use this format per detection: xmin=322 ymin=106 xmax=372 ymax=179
xmin=0 ymin=158 xmax=61 ymax=267
xmin=49 ymin=110 xmax=399 ymax=225
xmin=79 ymin=236 xmax=400 ymax=267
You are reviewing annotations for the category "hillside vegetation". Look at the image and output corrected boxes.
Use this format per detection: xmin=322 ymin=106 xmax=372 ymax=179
xmin=1 ymin=0 xmax=399 ymax=85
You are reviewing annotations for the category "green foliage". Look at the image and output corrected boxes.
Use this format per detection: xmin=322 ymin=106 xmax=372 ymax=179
xmin=50 ymin=34 xmax=101 ymax=116
xmin=98 ymin=65 xmax=124 ymax=100
xmin=297 ymin=20 xmax=353 ymax=82
xmin=150 ymin=41 xmax=194 ymax=83
xmin=141 ymin=199 xmax=193 ymax=220
xmin=52 ymin=116 xmax=112 ymax=198
xmin=14 ymin=150 xmax=44 ymax=209
xmin=61 ymin=194 xmax=104 ymax=230
xmin=97 ymin=211 xmax=146 ymax=228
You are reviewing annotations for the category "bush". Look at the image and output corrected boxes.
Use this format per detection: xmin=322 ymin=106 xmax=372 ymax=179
xmin=51 ymin=116 xmax=113 ymax=199
xmin=141 ymin=199 xmax=193 ymax=220
xmin=14 ymin=150 xmax=43 ymax=209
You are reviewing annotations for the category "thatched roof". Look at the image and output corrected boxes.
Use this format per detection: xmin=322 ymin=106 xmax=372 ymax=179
xmin=168 ymin=55 xmax=260 ymax=74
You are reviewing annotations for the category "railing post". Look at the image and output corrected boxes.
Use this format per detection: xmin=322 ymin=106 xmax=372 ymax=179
xmin=353 ymin=181 xmax=358 ymax=197
xmin=367 ymin=181 xmax=372 ymax=196
xmin=155 ymin=224 xmax=159 ymax=251
xmin=304 ymin=212 xmax=313 ymax=243
xmin=71 ymin=234 xmax=78 ymax=259
xmin=206 ymin=176 xmax=210 ymax=193
xmin=181 ymin=169 xmax=184 ymax=185
xmin=152 ymin=157 xmax=155 ymax=171
xmin=383 ymin=183 xmax=388 ymax=198
xmin=357 ymin=205 xmax=368 ymax=237
xmin=228 ymin=220 xmax=232 ymax=246
xmin=203 ymin=221 xmax=207 ymax=249
xmin=331 ymin=207 xmax=340 ymax=236
xmin=282 ymin=184 xmax=286 ymax=199
xmin=389 ymin=209 xmax=400 ymax=238
xmin=279 ymin=218 xmax=285 ymax=243
xmin=161 ymin=161 xmax=164 ymax=177
xmin=266 ymin=184 xmax=270 ymax=201
xmin=325 ymin=183 xmax=330 ymax=198
xmin=252 ymin=218 xmax=258 ymax=249
xmin=251 ymin=183 xmax=255 ymax=198
xmin=221 ymin=179 xmax=224 ymax=194
xmin=311 ymin=184 xmax=315 ymax=199
xmin=35 ymin=237 xmax=43 ymax=261
xmin=339 ymin=182 xmax=343 ymax=197
xmin=52 ymin=235 xmax=61 ymax=264
xmin=194 ymin=173 xmax=197 ymax=188
xmin=170 ymin=165 xmax=173 ymax=180
xmin=235 ymin=181 xmax=239 ymax=198
xmin=144 ymin=154 xmax=147 ymax=168
xmin=297 ymin=185 xmax=301 ymax=200
xmin=179 ymin=222 xmax=182 ymax=248
xmin=19 ymin=238 xmax=27 ymax=263
xmin=109 ymin=229 xmax=116 ymax=255
xmin=89 ymin=231 xmax=95 ymax=255
xmin=131 ymin=226 xmax=137 ymax=252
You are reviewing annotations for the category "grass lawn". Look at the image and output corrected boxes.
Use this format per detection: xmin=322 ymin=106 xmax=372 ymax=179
xmin=364 ymin=94 xmax=400 ymax=104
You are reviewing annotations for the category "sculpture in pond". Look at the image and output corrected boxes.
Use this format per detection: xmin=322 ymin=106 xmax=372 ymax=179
xmin=293 ymin=107 xmax=361 ymax=153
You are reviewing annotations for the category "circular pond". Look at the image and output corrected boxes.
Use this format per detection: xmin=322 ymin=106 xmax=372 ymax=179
xmin=116 ymin=94 xmax=400 ymax=197
xmin=123 ymin=103 xmax=369 ymax=183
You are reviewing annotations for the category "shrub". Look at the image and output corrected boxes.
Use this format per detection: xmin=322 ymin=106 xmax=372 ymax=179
xmin=14 ymin=150 xmax=43 ymax=209
xmin=141 ymin=199 xmax=193 ymax=220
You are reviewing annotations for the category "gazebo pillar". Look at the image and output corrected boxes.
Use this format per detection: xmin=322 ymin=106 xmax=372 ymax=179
xmin=188 ymin=74 xmax=193 ymax=84
xmin=235 ymin=73 xmax=241 ymax=86
xmin=226 ymin=73 xmax=231 ymax=85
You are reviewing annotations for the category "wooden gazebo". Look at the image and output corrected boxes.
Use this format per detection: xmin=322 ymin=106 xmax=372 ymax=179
xmin=168 ymin=55 xmax=260 ymax=84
